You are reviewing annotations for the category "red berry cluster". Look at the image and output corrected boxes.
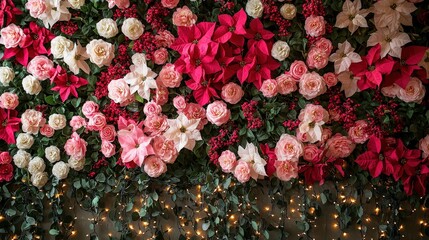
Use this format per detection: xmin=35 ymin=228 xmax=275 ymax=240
xmin=102 ymin=100 xmax=140 ymax=124
xmin=369 ymin=100 xmax=403 ymax=136
xmin=113 ymin=4 xmax=139 ymax=20
xmin=132 ymin=32 xmax=158 ymax=60
xmin=283 ymin=119 xmax=300 ymax=131
xmin=146 ymin=3 xmax=169 ymax=31
xmin=208 ymin=127 xmax=239 ymax=163
xmin=302 ymin=0 xmax=326 ymax=18
xmin=261 ymin=0 xmax=291 ymax=37
xmin=88 ymin=157 xmax=109 ymax=178
xmin=52 ymin=20 xmax=78 ymax=36
xmin=241 ymin=100 xmax=264 ymax=129
xmin=328 ymin=90 xmax=360 ymax=129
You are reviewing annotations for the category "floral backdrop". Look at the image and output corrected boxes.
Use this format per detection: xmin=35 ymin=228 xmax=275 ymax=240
xmin=0 ymin=0 xmax=429 ymax=239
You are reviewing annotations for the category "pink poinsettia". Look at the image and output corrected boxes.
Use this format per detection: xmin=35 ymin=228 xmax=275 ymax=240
xmin=50 ymin=66 xmax=88 ymax=102
xmin=170 ymin=22 xmax=216 ymax=54
xmin=213 ymin=9 xmax=247 ymax=47
xmin=0 ymin=0 xmax=22 ymax=27
xmin=0 ymin=108 xmax=20 ymax=144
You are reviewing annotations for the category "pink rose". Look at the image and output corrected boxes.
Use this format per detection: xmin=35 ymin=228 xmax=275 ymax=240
xmin=323 ymin=72 xmax=338 ymax=87
xmin=275 ymin=160 xmax=298 ymax=181
xmin=325 ymin=134 xmax=356 ymax=158
xmin=221 ymin=82 xmax=244 ymax=104
xmin=25 ymin=0 xmax=47 ymax=18
xmin=296 ymin=128 xmax=310 ymax=143
xmin=306 ymin=47 xmax=329 ymax=69
xmin=0 ymin=92 xmax=19 ymax=109
xmin=153 ymin=48 xmax=168 ymax=65
xmin=100 ymin=125 xmax=117 ymax=142
xmin=233 ymin=160 xmax=251 ymax=183
xmin=289 ymin=60 xmax=308 ymax=80
xmin=299 ymin=72 xmax=327 ymax=100
xmin=143 ymin=155 xmax=167 ymax=178
xmin=0 ymin=24 xmax=24 ymax=48
xmin=144 ymin=114 xmax=168 ymax=136
xmin=381 ymin=84 xmax=400 ymax=98
xmin=154 ymin=81 xmax=169 ymax=105
xmin=0 ymin=152 xmax=12 ymax=164
xmin=143 ymin=101 xmax=162 ymax=116
xmin=155 ymin=30 xmax=175 ymax=48
xmin=184 ymin=103 xmax=207 ymax=130
xmin=101 ymin=141 xmax=116 ymax=158
xmin=419 ymin=135 xmax=429 ymax=158
xmin=328 ymin=109 xmax=341 ymax=122
xmin=314 ymin=37 xmax=333 ymax=54
xmin=106 ymin=0 xmax=130 ymax=9
xmin=305 ymin=15 xmax=326 ymax=37
xmin=173 ymin=96 xmax=187 ymax=111
xmin=161 ymin=0 xmax=179 ymax=9
xmin=348 ymin=120 xmax=369 ymax=144
xmin=152 ymin=136 xmax=178 ymax=164
xmin=260 ymin=79 xmax=278 ymax=98
xmin=40 ymin=124 xmax=55 ymax=137
xmin=172 ymin=6 xmax=197 ymax=27
xmin=397 ymin=77 xmax=426 ymax=103
xmin=82 ymin=101 xmax=99 ymax=118
xmin=218 ymin=150 xmax=237 ymax=173
xmin=320 ymin=128 xmax=332 ymax=145
xmin=158 ymin=63 xmax=182 ymax=88
xmin=303 ymin=144 xmax=322 ymax=161
xmin=21 ymin=109 xmax=46 ymax=134
xmin=87 ymin=113 xmax=107 ymax=131
xmin=276 ymin=73 xmax=297 ymax=95
xmin=206 ymin=100 xmax=231 ymax=126
xmin=298 ymin=104 xmax=329 ymax=123
xmin=64 ymin=132 xmax=87 ymax=160
xmin=26 ymin=56 xmax=54 ymax=81
xmin=275 ymin=134 xmax=303 ymax=161
xmin=70 ymin=116 xmax=86 ymax=131
xmin=108 ymin=79 xmax=133 ymax=106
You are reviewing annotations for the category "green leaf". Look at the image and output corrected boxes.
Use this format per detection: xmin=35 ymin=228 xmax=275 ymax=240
xmin=5 ymin=209 xmax=16 ymax=216
xmin=320 ymin=193 xmax=327 ymax=204
xmin=251 ymin=221 xmax=258 ymax=231
xmin=95 ymin=173 xmax=106 ymax=182
xmin=45 ymin=95 xmax=57 ymax=105
xmin=49 ymin=229 xmax=59 ymax=236
xmin=202 ymin=222 xmax=210 ymax=231
xmin=92 ymin=196 xmax=100 ymax=207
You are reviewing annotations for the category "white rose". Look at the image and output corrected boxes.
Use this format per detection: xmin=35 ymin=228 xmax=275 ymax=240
xmin=0 ymin=66 xmax=15 ymax=86
xmin=16 ymin=133 xmax=35 ymax=149
xmin=48 ymin=114 xmax=67 ymax=130
xmin=22 ymin=75 xmax=42 ymax=95
xmin=271 ymin=41 xmax=290 ymax=61
xmin=245 ymin=0 xmax=264 ymax=18
xmin=96 ymin=18 xmax=118 ymax=39
xmin=67 ymin=0 xmax=85 ymax=9
xmin=52 ymin=161 xmax=70 ymax=180
xmin=68 ymin=156 xmax=85 ymax=171
xmin=280 ymin=4 xmax=297 ymax=20
xmin=31 ymin=171 xmax=48 ymax=189
xmin=51 ymin=36 xmax=73 ymax=59
xmin=131 ymin=53 xmax=147 ymax=66
xmin=13 ymin=150 xmax=31 ymax=168
xmin=121 ymin=18 xmax=144 ymax=40
xmin=86 ymin=39 xmax=115 ymax=67
xmin=28 ymin=157 xmax=46 ymax=175
xmin=45 ymin=146 xmax=61 ymax=163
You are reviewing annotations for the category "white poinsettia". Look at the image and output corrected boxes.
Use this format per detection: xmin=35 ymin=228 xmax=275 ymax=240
xmin=40 ymin=0 xmax=71 ymax=28
xmin=367 ymin=27 xmax=411 ymax=58
xmin=238 ymin=142 xmax=267 ymax=180
xmin=63 ymin=41 xmax=90 ymax=75
xmin=163 ymin=113 xmax=202 ymax=152
xmin=335 ymin=0 xmax=369 ymax=34
xmin=329 ymin=40 xmax=362 ymax=74
xmin=338 ymin=71 xmax=359 ymax=98
xmin=124 ymin=61 xmax=158 ymax=101
xmin=373 ymin=0 xmax=417 ymax=31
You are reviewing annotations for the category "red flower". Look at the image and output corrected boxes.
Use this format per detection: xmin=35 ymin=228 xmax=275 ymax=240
xmin=349 ymin=44 xmax=395 ymax=91
xmin=0 ymin=0 xmax=22 ymax=27
xmin=185 ymin=73 xmax=222 ymax=106
xmin=299 ymin=148 xmax=344 ymax=185
xmin=388 ymin=139 xmax=421 ymax=181
xmin=245 ymin=18 xmax=274 ymax=56
xmin=0 ymin=163 xmax=13 ymax=182
xmin=0 ymin=108 xmax=20 ymax=144
xmin=355 ymin=136 xmax=395 ymax=178
xmin=260 ymin=143 xmax=276 ymax=177
xmin=402 ymin=158 xmax=429 ymax=197
xmin=246 ymin=46 xmax=280 ymax=89
xmin=50 ymin=66 xmax=88 ymax=102
xmin=213 ymin=9 xmax=247 ymax=47
xmin=170 ymin=22 xmax=216 ymax=54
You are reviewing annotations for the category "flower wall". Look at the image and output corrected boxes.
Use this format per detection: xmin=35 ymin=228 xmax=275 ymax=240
xmin=0 ymin=0 xmax=429 ymax=239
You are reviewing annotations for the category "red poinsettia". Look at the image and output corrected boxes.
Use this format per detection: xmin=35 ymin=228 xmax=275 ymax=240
xmin=260 ymin=143 xmax=276 ymax=177
xmin=50 ymin=66 xmax=88 ymax=102
xmin=245 ymin=18 xmax=274 ymax=56
xmin=0 ymin=108 xmax=20 ymax=144
xmin=349 ymin=44 xmax=395 ymax=91
xmin=299 ymin=149 xmax=345 ymax=185
xmin=402 ymin=158 xmax=429 ymax=197
xmin=170 ymin=22 xmax=216 ymax=54
xmin=388 ymin=139 xmax=421 ymax=181
xmin=246 ymin=46 xmax=280 ymax=89
xmin=185 ymin=73 xmax=222 ymax=106
xmin=0 ymin=0 xmax=22 ymax=27
xmin=216 ymin=44 xmax=240 ymax=83
xmin=213 ymin=9 xmax=247 ymax=47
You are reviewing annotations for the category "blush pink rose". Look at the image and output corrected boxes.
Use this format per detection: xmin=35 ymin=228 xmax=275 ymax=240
xmin=314 ymin=37 xmax=333 ymax=54
xmin=172 ymin=6 xmax=197 ymax=27
xmin=26 ymin=56 xmax=54 ymax=81
xmin=325 ymin=134 xmax=356 ymax=159
xmin=161 ymin=0 xmax=179 ymax=8
xmin=275 ymin=134 xmax=304 ymax=161
xmin=320 ymin=128 xmax=332 ymax=146
xmin=323 ymin=72 xmax=338 ymax=87
xmin=64 ymin=132 xmax=87 ymax=160
xmin=106 ymin=0 xmax=130 ymax=9
xmin=381 ymin=84 xmax=400 ymax=98
xmin=70 ymin=116 xmax=86 ymax=131
xmin=108 ymin=79 xmax=133 ymax=106
xmin=233 ymin=160 xmax=251 ymax=183
xmin=0 ymin=92 xmax=19 ymax=109
xmin=144 ymin=155 xmax=167 ymax=178
xmin=397 ymin=77 xmax=426 ymax=103
xmin=143 ymin=101 xmax=162 ymax=116
xmin=348 ymin=120 xmax=369 ymax=144
xmin=303 ymin=144 xmax=322 ymax=161
xmin=21 ymin=109 xmax=46 ymax=134
xmin=100 ymin=124 xmax=117 ymax=142
xmin=221 ymin=82 xmax=244 ymax=104
xmin=206 ymin=100 xmax=231 ymax=126
xmin=152 ymin=136 xmax=178 ymax=164
xmin=218 ymin=150 xmax=237 ymax=173
xmin=0 ymin=152 xmax=11 ymax=164
xmin=0 ymin=24 xmax=24 ymax=48
xmin=296 ymin=128 xmax=310 ymax=143
xmin=101 ymin=141 xmax=116 ymax=158
xmin=260 ymin=79 xmax=278 ymax=98
xmin=87 ymin=113 xmax=107 ymax=131
xmin=155 ymin=30 xmax=175 ymax=48
xmin=299 ymin=72 xmax=327 ymax=100
xmin=306 ymin=47 xmax=329 ymax=69
xmin=82 ymin=101 xmax=99 ymax=118
xmin=173 ymin=96 xmax=187 ymax=111
xmin=419 ymin=135 xmax=429 ymax=158
xmin=40 ymin=124 xmax=55 ymax=137
xmin=144 ymin=114 xmax=168 ymax=136
xmin=276 ymin=73 xmax=297 ymax=95
xmin=289 ymin=60 xmax=308 ymax=80
xmin=298 ymin=104 xmax=329 ymax=123
xmin=154 ymin=81 xmax=169 ymax=105
xmin=184 ymin=103 xmax=207 ymax=130
xmin=25 ymin=0 xmax=47 ymax=18
xmin=158 ymin=63 xmax=182 ymax=88
xmin=305 ymin=15 xmax=326 ymax=37
xmin=275 ymin=160 xmax=298 ymax=181
xmin=153 ymin=48 xmax=168 ymax=65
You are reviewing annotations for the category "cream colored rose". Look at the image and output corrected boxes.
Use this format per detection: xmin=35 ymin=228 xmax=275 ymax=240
xmin=48 ymin=114 xmax=67 ymax=130
xmin=96 ymin=18 xmax=118 ymax=39
xmin=13 ymin=150 xmax=31 ymax=168
xmin=397 ymin=77 xmax=426 ymax=104
xmin=16 ymin=133 xmax=35 ymax=149
xmin=28 ymin=157 xmax=46 ymax=175
xmin=52 ymin=161 xmax=70 ymax=180
xmin=121 ymin=18 xmax=144 ymax=40
xmin=68 ymin=156 xmax=85 ymax=171
xmin=0 ymin=66 xmax=15 ymax=86
xmin=45 ymin=146 xmax=61 ymax=163
xmin=22 ymin=75 xmax=42 ymax=95
xmin=246 ymin=0 xmax=264 ymax=18
xmin=51 ymin=36 xmax=73 ymax=59
xmin=271 ymin=40 xmax=290 ymax=61
xmin=280 ymin=4 xmax=297 ymax=20
xmin=86 ymin=39 xmax=115 ymax=67
xmin=68 ymin=0 xmax=85 ymax=9
xmin=131 ymin=53 xmax=147 ymax=66
xmin=31 ymin=171 xmax=48 ymax=189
